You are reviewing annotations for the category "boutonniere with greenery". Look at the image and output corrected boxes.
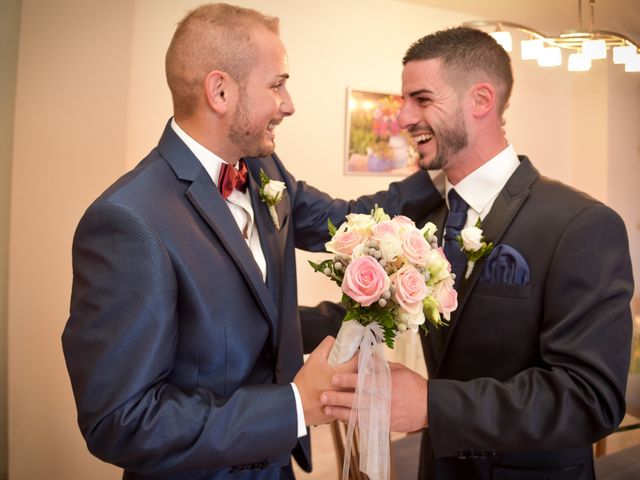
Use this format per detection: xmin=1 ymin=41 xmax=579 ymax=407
xmin=258 ymin=169 xmax=286 ymax=230
xmin=457 ymin=219 xmax=494 ymax=279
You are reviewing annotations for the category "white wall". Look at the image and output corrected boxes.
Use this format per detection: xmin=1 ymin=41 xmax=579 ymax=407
xmin=7 ymin=1 xmax=638 ymax=479
xmin=607 ymin=64 xmax=640 ymax=289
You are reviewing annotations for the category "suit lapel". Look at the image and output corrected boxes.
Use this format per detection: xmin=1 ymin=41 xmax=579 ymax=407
xmin=247 ymin=169 xmax=283 ymax=310
xmin=157 ymin=122 xmax=279 ymax=348
xmin=432 ymin=157 xmax=539 ymax=375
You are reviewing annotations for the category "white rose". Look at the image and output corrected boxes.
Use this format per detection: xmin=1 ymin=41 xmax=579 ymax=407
xmin=397 ymin=309 xmax=426 ymax=333
xmin=372 ymin=206 xmax=390 ymax=223
xmin=460 ymin=226 xmax=483 ymax=252
xmin=420 ymin=222 xmax=438 ymax=240
xmin=345 ymin=213 xmax=376 ymax=232
xmin=263 ymin=180 xmax=286 ymax=202
xmin=378 ymin=234 xmax=403 ymax=264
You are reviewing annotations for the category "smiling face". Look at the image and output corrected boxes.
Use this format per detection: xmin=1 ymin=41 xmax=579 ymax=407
xmin=228 ymin=27 xmax=295 ymax=158
xmin=398 ymin=58 xmax=469 ymax=172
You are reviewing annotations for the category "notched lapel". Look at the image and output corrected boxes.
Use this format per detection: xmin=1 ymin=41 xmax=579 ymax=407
xmin=433 ymin=158 xmax=539 ymax=374
xmin=186 ymin=169 xmax=280 ymax=349
xmin=247 ymin=172 xmax=285 ymax=306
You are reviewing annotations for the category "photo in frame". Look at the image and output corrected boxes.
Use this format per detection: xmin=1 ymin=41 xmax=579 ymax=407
xmin=344 ymin=88 xmax=419 ymax=176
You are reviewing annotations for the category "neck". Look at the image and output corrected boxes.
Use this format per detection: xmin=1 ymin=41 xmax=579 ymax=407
xmin=174 ymin=113 xmax=239 ymax=165
xmin=444 ymin=131 xmax=508 ymax=185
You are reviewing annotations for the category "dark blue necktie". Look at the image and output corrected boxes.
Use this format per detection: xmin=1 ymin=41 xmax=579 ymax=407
xmin=443 ymin=189 xmax=468 ymax=289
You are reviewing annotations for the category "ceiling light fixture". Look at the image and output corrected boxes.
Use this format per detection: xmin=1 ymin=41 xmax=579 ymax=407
xmin=463 ymin=0 xmax=639 ymax=73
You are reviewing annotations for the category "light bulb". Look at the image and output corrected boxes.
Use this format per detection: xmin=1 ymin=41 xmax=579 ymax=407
xmin=613 ymin=45 xmax=637 ymax=64
xmin=521 ymin=39 xmax=544 ymax=60
xmin=625 ymin=53 xmax=640 ymax=72
xmin=537 ymin=47 xmax=562 ymax=67
xmin=568 ymin=53 xmax=591 ymax=71
xmin=490 ymin=31 xmax=512 ymax=52
xmin=582 ymin=39 xmax=607 ymax=60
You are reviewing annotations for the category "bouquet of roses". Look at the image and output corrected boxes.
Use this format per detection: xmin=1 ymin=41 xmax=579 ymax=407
xmin=309 ymin=206 xmax=457 ymax=480
xmin=310 ymin=206 xmax=457 ymax=356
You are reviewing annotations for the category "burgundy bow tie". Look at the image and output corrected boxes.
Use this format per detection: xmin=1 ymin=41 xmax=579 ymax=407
xmin=218 ymin=159 xmax=248 ymax=199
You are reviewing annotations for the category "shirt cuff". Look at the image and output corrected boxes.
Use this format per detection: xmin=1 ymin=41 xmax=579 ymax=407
xmin=290 ymin=383 xmax=308 ymax=438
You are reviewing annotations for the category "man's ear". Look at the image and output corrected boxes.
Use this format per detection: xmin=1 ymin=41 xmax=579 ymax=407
xmin=204 ymin=70 xmax=232 ymax=114
xmin=469 ymin=82 xmax=496 ymax=118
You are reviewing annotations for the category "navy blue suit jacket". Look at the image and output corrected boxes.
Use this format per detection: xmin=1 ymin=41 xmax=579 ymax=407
xmin=62 ymin=121 xmax=440 ymax=479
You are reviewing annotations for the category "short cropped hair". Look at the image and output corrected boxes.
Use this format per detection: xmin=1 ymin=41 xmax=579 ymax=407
xmin=166 ymin=3 xmax=279 ymax=117
xmin=403 ymin=27 xmax=513 ymax=114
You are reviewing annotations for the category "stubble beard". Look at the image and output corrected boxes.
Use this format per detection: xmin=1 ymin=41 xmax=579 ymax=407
xmin=228 ymin=89 xmax=275 ymax=159
xmin=418 ymin=110 xmax=468 ymax=171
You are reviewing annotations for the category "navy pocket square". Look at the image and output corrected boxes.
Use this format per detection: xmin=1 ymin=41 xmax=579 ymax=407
xmin=480 ymin=244 xmax=530 ymax=285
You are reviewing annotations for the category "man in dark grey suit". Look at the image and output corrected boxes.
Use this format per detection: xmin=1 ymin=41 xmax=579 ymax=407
xmin=61 ymin=4 xmax=441 ymax=479
xmin=323 ymin=27 xmax=634 ymax=480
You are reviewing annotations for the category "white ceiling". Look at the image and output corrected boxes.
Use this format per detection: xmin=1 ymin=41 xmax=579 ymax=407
xmin=402 ymin=0 xmax=640 ymax=46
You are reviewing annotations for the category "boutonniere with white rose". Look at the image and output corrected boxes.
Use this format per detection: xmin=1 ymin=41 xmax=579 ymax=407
xmin=457 ymin=219 xmax=494 ymax=279
xmin=258 ymin=169 xmax=286 ymax=230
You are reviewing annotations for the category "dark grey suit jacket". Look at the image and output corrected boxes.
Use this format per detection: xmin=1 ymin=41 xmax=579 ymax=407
xmin=62 ymin=120 xmax=441 ymax=479
xmin=420 ymin=157 xmax=634 ymax=480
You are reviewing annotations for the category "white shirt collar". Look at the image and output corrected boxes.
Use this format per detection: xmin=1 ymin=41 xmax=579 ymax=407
xmin=445 ymin=144 xmax=520 ymax=215
xmin=170 ymin=118 xmax=229 ymax=186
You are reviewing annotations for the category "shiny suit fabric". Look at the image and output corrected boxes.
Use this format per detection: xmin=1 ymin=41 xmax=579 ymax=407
xmin=62 ymin=121 xmax=440 ymax=479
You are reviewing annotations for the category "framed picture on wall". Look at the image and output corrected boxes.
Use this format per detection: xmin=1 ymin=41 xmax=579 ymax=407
xmin=344 ymin=88 xmax=419 ymax=176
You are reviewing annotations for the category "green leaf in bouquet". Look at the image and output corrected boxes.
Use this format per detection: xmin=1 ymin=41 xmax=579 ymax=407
xmin=328 ymin=218 xmax=337 ymax=237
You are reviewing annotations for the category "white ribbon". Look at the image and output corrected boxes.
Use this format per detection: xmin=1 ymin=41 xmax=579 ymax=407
xmin=329 ymin=320 xmax=391 ymax=480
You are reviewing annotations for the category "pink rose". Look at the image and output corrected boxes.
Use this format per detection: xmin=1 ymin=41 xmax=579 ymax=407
xmin=391 ymin=265 xmax=428 ymax=314
xmin=342 ymin=256 xmax=390 ymax=307
xmin=325 ymin=229 xmax=366 ymax=256
xmin=371 ymin=220 xmax=399 ymax=241
xmin=402 ymin=229 xmax=431 ymax=266
xmin=392 ymin=215 xmax=415 ymax=227
xmin=433 ymin=276 xmax=458 ymax=320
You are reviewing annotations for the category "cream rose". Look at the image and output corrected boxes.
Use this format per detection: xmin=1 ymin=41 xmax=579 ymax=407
xmin=460 ymin=226 xmax=483 ymax=252
xmin=378 ymin=234 xmax=403 ymax=264
xmin=262 ymin=180 xmax=286 ymax=203
xmin=344 ymin=213 xmax=376 ymax=232
xmin=397 ymin=309 xmax=426 ymax=333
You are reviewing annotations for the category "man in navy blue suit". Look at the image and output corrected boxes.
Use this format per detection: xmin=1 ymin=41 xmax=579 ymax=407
xmin=323 ymin=27 xmax=634 ymax=480
xmin=61 ymin=3 xmax=440 ymax=479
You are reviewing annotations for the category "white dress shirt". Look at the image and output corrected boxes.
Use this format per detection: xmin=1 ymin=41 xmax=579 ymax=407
xmin=445 ymin=144 xmax=520 ymax=228
xmin=171 ymin=119 xmax=307 ymax=438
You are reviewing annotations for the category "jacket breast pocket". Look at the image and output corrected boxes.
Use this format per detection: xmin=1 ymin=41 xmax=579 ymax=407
xmin=474 ymin=282 xmax=532 ymax=299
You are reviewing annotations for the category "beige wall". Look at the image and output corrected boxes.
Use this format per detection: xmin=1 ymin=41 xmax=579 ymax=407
xmin=1 ymin=0 xmax=21 ymax=478
xmin=9 ymin=0 xmax=134 ymax=478
xmin=6 ymin=0 xmax=639 ymax=479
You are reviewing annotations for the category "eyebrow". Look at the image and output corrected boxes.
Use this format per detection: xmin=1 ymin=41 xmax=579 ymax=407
xmin=407 ymin=88 xmax=433 ymax=98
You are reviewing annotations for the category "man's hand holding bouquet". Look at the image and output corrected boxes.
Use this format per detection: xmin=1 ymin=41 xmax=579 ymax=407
xmin=309 ymin=206 xmax=457 ymax=480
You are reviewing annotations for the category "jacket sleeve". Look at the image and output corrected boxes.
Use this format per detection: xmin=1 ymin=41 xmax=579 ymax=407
xmin=267 ymin=154 xmax=443 ymax=252
xmin=427 ymin=204 xmax=634 ymax=456
xmin=62 ymin=201 xmax=297 ymax=474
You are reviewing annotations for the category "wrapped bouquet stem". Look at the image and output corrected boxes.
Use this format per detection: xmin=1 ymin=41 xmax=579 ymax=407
xmin=310 ymin=207 xmax=458 ymax=480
